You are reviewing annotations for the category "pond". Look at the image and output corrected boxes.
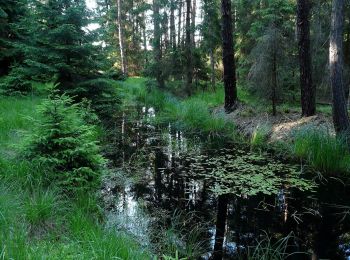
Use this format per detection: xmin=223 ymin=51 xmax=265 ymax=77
xmin=101 ymin=106 xmax=350 ymax=260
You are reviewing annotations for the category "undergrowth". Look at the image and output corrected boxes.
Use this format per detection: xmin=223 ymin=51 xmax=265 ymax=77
xmin=0 ymin=95 xmax=150 ymax=259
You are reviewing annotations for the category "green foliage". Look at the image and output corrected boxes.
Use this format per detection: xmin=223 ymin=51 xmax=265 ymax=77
xmin=72 ymin=78 xmax=120 ymax=122
xmin=291 ymin=128 xmax=350 ymax=174
xmin=24 ymin=92 xmax=105 ymax=191
xmin=1 ymin=0 xmax=103 ymax=93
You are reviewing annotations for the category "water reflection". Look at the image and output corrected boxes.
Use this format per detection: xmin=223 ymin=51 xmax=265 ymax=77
xmin=102 ymin=107 xmax=350 ymax=259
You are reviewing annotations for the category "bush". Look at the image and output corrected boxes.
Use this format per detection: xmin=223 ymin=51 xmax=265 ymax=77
xmin=24 ymin=92 xmax=105 ymax=192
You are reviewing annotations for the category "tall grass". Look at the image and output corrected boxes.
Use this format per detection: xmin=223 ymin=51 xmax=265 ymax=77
xmin=246 ymin=233 xmax=306 ymax=260
xmin=120 ymin=78 xmax=237 ymax=139
xmin=0 ymin=95 xmax=151 ymax=259
xmin=291 ymin=127 xmax=350 ymax=174
xmin=0 ymin=96 xmax=41 ymax=157
xmin=250 ymin=124 xmax=271 ymax=147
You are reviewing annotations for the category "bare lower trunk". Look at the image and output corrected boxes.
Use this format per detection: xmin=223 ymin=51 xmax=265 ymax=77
xmin=185 ymin=0 xmax=193 ymax=95
xmin=177 ymin=0 xmax=182 ymax=47
xmin=153 ymin=0 xmax=164 ymax=88
xmin=330 ymin=0 xmax=350 ymax=136
xmin=117 ymin=0 xmax=127 ymax=75
xmin=272 ymin=48 xmax=277 ymax=116
xmin=210 ymin=48 xmax=216 ymax=90
xmin=142 ymin=12 xmax=148 ymax=64
xmin=221 ymin=0 xmax=237 ymax=112
xmin=297 ymin=0 xmax=315 ymax=117
xmin=170 ymin=0 xmax=176 ymax=49
xmin=191 ymin=0 xmax=196 ymax=46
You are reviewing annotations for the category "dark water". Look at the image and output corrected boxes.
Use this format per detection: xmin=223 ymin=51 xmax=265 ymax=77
xmin=102 ymin=106 xmax=350 ymax=260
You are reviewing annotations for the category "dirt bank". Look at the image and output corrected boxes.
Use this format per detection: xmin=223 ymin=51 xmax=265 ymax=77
xmin=214 ymin=103 xmax=334 ymax=143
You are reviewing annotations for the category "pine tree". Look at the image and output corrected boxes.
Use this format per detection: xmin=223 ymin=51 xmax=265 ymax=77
xmin=25 ymin=92 xmax=105 ymax=192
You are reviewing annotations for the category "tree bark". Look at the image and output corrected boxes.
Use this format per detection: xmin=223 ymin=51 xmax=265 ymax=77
xmin=177 ymin=0 xmax=182 ymax=47
xmin=142 ymin=12 xmax=148 ymax=64
xmin=210 ymin=48 xmax=216 ymax=90
xmin=330 ymin=0 xmax=350 ymax=136
xmin=191 ymin=0 xmax=196 ymax=46
xmin=272 ymin=46 xmax=277 ymax=116
xmin=185 ymin=0 xmax=193 ymax=95
xmin=153 ymin=0 xmax=164 ymax=88
xmin=221 ymin=0 xmax=237 ymax=112
xmin=297 ymin=0 xmax=316 ymax=117
xmin=117 ymin=0 xmax=127 ymax=75
xmin=170 ymin=0 xmax=176 ymax=49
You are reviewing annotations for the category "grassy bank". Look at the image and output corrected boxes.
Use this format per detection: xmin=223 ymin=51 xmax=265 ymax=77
xmin=0 ymin=96 xmax=150 ymax=259
xmin=119 ymin=78 xmax=238 ymax=140
xmin=118 ymin=78 xmax=350 ymax=176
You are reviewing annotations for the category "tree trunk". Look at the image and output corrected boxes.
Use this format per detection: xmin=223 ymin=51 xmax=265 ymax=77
xmin=212 ymin=195 xmax=228 ymax=260
xmin=153 ymin=0 xmax=164 ymax=88
xmin=191 ymin=0 xmax=196 ymax=46
xmin=142 ymin=12 xmax=148 ymax=64
xmin=272 ymin=47 xmax=277 ymax=116
xmin=117 ymin=0 xmax=127 ymax=75
xmin=162 ymin=12 xmax=169 ymax=50
xmin=185 ymin=0 xmax=193 ymax=95
xmin=330 ymin=0 xmax=350 ymax=136
xmin=221 ymin=0 xmax=237 ymax=112
xmin=170 ymin=0 xmax=176 ymax=50
xmin=297 ymin=0 xmax=316 ymax=117
xmin=210 ymin=48 xmax=216 ymax=90
xmin=177 ymin=0 xmax=182 ymax=47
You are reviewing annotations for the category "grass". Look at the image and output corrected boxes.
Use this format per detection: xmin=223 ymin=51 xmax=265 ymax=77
xmin=291 ymin=127 xmax=350 ymax=174
xmin=120 ymin=78 xmax=238 ymax=140
xmin=250 ymin=124 xmax=271 ymax=148
xmin=0 ymin=96 xmax=41 ymax=157
xmin=0 ymin=95 xmax=151 ymax=259
xmin=246 ymin=233 xmax=307 ymax=260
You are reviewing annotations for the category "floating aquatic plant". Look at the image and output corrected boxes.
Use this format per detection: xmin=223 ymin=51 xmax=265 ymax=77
xmin=183 ymin=149 xmax=315 ymax=197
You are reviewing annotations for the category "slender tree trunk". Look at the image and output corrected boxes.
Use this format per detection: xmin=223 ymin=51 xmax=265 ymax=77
xmin=210 ymin=48 xmax=216 ymax=90
xmin=170 ymin=0 xmax=176 ymax=49
xmin=221 ymin=0 xmax=237 ymax=112
xmin=177 ymin=0 xmax=182 ymax=47
xmin=191 ymin=0 xmax=196 ymax=46
xmin=297 ymin=0 xmax=315 ymax=117
xmin=185 ymin=0 xmax=193 ymax=95
xmin=162 ymin=12 xmax=169 ymax=50
xmin=142 ymin=12 xmax=148 ymax=64
xmin=330 ymin=0 xmax=350 ymax=136
xmin=182 ymin=1 xmax=186 ymax=45
xmin=212 ymin=195 xmax=228 ymax=260
xmin=117 ymin=0 xmax=127 ymax=75
xmin=153 ymin=0 xmax=164 ymax=88
xmin=272 ymin=47 xmax=277 ymax=116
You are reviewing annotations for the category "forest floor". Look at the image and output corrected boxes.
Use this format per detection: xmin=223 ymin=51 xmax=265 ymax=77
xmin=214 ymin=102 xmax=334 ymax=143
